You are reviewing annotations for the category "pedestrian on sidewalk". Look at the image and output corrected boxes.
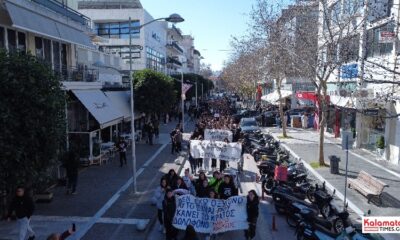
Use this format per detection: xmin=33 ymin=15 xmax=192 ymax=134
xmin=46 ymin=226 xmax=75 ymax=240
xmin=182 ymin=225 xmax=199 ymax=240
xmin=7 ymin=186 xmax=35 ymax=240
xmin=117 ymin=138 xmax=127 ymax=167
xmin=170 ymin=128 xmax=177 ymax=154
xmin=218 ymin=175 xmax=238 ymax=200
xmin=188 ymin=153 xmax=198 ymax=175
xmin=64 ymin=149 xmax=79 ymax=195
xmin=147 ymin=122 xmax=154 ymax=145
xmin=301 ymin=113 xmax=308 ymax=129
xmin=163 ymin=189 xmax=178 ymax=240
xmin=152 ymin=178 xmax=169 ymax=233
xmin=245 ymin=190 xmax=259 ymax=240
xmin=174 ymin=130 xmax=183 ymax=153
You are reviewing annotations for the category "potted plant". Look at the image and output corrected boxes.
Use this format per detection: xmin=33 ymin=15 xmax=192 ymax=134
xmin=376 ymin=136 xmax=385 ymax=156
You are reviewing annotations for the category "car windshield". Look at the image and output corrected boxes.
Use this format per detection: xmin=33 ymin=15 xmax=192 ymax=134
xmin=241 ymin=121 xmax=257 ymax=127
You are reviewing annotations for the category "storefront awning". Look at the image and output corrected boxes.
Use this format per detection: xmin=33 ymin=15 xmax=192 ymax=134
xmin=330 ymin=96 xmax=355 ymax=109
xmin=72 ymin=90 xmax=124 ymax=129
xmin=261 ymin=90 xmax=292 ymax=104
xmin=103 ymin=91 xmax=141 ymax=121
xmin=5 ymin=1 xmax=94 ymax=48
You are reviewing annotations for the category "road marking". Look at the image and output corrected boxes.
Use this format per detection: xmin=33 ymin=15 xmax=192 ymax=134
xmin=71 ymin=143 xmax=168 ymax=240
xmin=32 ymin=215 xmax=149 ymax=225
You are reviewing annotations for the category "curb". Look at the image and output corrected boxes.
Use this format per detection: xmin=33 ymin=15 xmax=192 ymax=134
xmin=270 ymin=133 xmax=365 ymax=218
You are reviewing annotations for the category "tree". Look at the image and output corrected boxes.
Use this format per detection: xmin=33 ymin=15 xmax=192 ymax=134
xmin=171 ymin=73 xmax=214 ymax=101
xmin=133 ymin=69 xmax=177 ymax=115
xmin=0 ymin=51 xmax=66 ymax=203
xmin=199 ymin=63 xmax=213 ymax=79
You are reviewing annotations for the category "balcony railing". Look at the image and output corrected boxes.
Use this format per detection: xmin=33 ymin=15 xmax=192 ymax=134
xmin=166 ymin=41 xmax=184 ymax=54
xmin=54 ymin=65 xmax=99 ymax=82
xmin=167 ymin=57 xmax=182 ymax=66
xmin=32 ymin=0 xmax=91 ymax=26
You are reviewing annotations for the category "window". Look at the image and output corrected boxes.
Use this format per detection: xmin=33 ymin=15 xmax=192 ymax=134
xmin=366 ymin=23 xmax=394 ymax=57
xmin=17 ymin=32 xmax=26 ymax=52
xmin=368 ymin=0 xmax=393 ymax=22
xmin=43 ymin=39 xmax=52 ymax=64
xmin=7 ymin=29 xmax=16 ymax=51
xmin=35 ymin=37 xmax=43 ymax=58
xmin=146 ymin=47 xmax=165 ymax=72
xmin=340 ymin=35 xmax=360 ymax=62
xmin=0 ymin=27 xmax=4 ymax=48
xmin=95 ymin=21 xmax=140 ymax=39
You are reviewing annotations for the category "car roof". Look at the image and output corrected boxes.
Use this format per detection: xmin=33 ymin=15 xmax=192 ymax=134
xmin=241 ymin=117 xmax=256 ymax=121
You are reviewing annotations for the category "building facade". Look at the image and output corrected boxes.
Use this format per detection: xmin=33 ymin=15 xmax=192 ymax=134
xmin=78 ymin=0 xmax=168 ymax=75
xmin=317 ymin=0 xmax=400 ymax=164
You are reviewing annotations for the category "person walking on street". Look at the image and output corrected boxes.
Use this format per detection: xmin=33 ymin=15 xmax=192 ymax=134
xmin=147 ymin=122 xmax=154 ymax=145
xmin=170 ymin=128 xmax=177 ymax=154
xmin=7 ymin=186 xmax=35 ymax=240
xmin=174 ymin=129 xmax=183 ymax=153
xmin=153 ymin=178 xmax=169 ymax=233
xmin=163 ymin=189 xmax=178 ymax=240
xmin=117 ymin=138 xmax=127 ymax=167
xmin=64 ymin=149 xmax=79 ymax=195
xmin=245 ymin=190 xmax=259 ymax=240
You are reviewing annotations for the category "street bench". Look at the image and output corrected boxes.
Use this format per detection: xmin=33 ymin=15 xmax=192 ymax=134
xmin=348 ymin=170 xmax=388 ymax=204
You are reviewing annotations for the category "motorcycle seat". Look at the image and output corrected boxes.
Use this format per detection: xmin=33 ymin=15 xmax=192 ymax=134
xmin=313 ymin=217 xmax=333 ymax=230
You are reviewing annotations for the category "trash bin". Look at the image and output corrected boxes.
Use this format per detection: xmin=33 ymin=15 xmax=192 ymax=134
xmin=329 ymin=155 xmax=340 ymax=174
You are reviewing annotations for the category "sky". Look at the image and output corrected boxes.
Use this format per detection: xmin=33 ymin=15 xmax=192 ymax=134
xmin=140 ymin=0 xmax=258 ymax=71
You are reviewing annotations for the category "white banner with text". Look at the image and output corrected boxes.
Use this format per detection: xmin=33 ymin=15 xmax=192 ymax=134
xmin=190 ymin=140 xmax=242 ymax=161
xmin=204 ymin=129 xmax=233 ymax=142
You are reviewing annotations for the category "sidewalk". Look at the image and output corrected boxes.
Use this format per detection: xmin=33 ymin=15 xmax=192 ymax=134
xmin=266 ymin=127 xmax=400 ymax=219
xmin=0 ymin=119 xmax=188 ymax=240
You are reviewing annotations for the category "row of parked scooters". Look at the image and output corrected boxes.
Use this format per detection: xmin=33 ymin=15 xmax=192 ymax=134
xmin=243 ymin=130 xmax=384 ymax=240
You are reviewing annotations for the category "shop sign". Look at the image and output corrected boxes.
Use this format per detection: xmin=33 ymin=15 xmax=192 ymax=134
xmin=341 ymin=64 xmax=358 ymax=79
xmin=379 ymin=31 xmax=396 ymax=43
xmin=363 ymin=109 xmax=379 ymax=116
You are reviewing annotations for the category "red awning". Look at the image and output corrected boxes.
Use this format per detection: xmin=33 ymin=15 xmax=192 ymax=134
xmin=296 ymin=91 xmax=330 ymax=104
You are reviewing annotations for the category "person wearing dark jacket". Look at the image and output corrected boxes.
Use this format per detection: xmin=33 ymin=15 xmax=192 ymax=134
xmin=196 ymin=179 xmax=210 ymax=198
xmin=164 ymin=169 xmax=178 ymax=189
xmin=163 ymin=189 xmax=178 ymax=240
xmin=194 ymin=172 xmax=207 ymax=195
xmin=245 ymin=190 xmax=260 ymax=240
xmin=218 ymin=175 xmax=238 ymax=200
xmin=7 ymin=186 xmax=35 ymax=240
xmin=174 ymin=177 xmax=188 ymax=190
xmin=182 ymin=224 xmax=199 ymax=240
xmin=64 ymin=149 xmax=80 ymax=195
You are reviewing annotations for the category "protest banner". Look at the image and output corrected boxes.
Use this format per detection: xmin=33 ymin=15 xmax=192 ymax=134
xmin=190 ymin=140 xmax=242 ymax=162
xmin=172 ymin=194 xmax=248 ymax=234
xmin=204 ymin=129 xmax=233 ymax=142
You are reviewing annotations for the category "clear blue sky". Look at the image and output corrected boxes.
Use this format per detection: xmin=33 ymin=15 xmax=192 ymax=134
xmin=141 ymin=0 xmax=258 ymax=71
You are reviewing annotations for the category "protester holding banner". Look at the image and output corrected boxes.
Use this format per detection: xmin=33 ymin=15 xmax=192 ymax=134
xmin=218 ymin=175 xmax=238 ymax=200
xmin=182 ymin=225 xmax=199 ymax=240
xmin=245 ymin=190 xmax=260 ymax=240
xmin=163 ymin=189 xmax=178 ymax=240
xmin=196 ymin=178 xmax=210 ymax=198
xmin=195 ymin=172 xmax=207 ymax=196
xmin=152 ymin=178 xmax=169 ymax=233
xmin=174 ymin=177 xmax=188 ymax=191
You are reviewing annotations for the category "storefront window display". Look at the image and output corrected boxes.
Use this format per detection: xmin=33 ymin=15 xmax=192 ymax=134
xmin=359 ymin=109 xmax=386 ymax=150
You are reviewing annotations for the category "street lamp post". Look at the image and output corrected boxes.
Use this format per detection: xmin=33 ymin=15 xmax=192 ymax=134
xmin=195 ymin=80 xmax=198 ymax=108
xmin=181 ymin=71 xmax=185 ymax=132
xmin=129 ymin=14 xmax=184 ymax=193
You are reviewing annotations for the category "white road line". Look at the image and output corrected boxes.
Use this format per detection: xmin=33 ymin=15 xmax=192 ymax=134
xmin=333 ymin=144 xmax=400 ymax=180
xmin=32 ymin=215 xmax=149 ymax=225
xmin=71 ymin=143 xmax=168 ymax=240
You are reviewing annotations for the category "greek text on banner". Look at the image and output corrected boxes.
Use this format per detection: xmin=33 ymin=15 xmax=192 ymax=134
xmin=172 ymin=195 xmax=248 ymax=234
xmin=204 ymin=129 xmax=233 ymax=142
xmin=190 ymin=140 xmax=242 ymax=162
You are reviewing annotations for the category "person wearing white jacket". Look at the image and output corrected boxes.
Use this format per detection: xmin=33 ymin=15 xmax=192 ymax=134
xmin=153 ymin=178 xmax=168 ymax=233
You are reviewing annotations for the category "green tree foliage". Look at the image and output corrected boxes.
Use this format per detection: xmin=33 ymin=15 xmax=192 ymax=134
xmin=171 ymin=73 xmax=214 ymax=101
xmin=133 ymin=69 xmax=176 ymax=114
xmin=0 ymin=51 xmax=66 ymax=195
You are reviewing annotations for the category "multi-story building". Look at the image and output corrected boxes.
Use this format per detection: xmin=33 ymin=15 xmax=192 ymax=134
xmin=0 ymin=0 xmax=135 ymax=164
xmin=317 ymin=0 xmax=400 ymax=164
xmin=166 ymin=25 xmax=185 ymax=75
xmin=78 ymin=0 xmax=168 ymax=76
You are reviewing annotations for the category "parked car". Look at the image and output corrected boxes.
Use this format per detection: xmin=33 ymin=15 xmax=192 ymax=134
xmin=240 ymin=117 xmax=260 ymax=133
xmin=262 ymin=111 xmax=278 ymax=126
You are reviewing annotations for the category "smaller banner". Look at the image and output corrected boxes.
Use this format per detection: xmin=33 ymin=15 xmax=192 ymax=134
xmin=204 ymin=129 xmax=233 ymax=142
xmin=182 ymin=83 xmax=193 ymax=95
xmin=190 ymin=140 xmax=242 ymax=162
xmin=173 ymin=194 xmax=248 ymax=234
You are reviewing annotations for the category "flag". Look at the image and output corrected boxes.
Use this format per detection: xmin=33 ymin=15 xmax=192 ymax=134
xmin=182 ymin=83 xmax=193 ymax=95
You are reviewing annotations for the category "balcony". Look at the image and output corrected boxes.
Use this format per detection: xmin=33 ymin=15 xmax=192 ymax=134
xmin=54 ymin=65 xmax=99 ymax=82
xmin=166 ymin=41 xmax=184 ymax=54
xmin=167 ymin=57 xmax=182 ymax=66
xmin=32 ymin=0 xmax=91 ymax=26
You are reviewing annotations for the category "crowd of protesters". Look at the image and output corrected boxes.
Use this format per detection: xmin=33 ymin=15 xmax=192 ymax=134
xmin=153 ymin=96 xmax=259 ymax=240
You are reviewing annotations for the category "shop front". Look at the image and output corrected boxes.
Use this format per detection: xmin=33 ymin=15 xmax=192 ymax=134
xmin=358 ymin=108 xmax=386 ymax=152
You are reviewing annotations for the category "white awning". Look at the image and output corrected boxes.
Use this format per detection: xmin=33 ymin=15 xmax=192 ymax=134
xmin=330 ymin=96 xmax=356 ymax=109
xmin=103 ymin=91 xmax=141 ymax=121
xmin=72 ymin=90 xmax=124 ymax=129
xmin=261 ymin=90 xmax=293 ymax=103
xmin=5 ymin=1 xmax=93 ymax=48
